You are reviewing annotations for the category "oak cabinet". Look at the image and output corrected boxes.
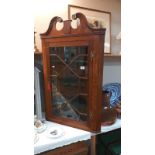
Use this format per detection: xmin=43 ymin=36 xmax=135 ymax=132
xmin=41 ymin=13 xmax=105 ymax=132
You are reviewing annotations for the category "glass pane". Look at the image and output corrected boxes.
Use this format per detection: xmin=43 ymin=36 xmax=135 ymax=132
xmin=70 ymin=95 xmax=88 ymax=121
xmin=49 ymin=46 xmax=89 ymax=122
xmin=70 ymin=55 xmax=88 ymax=77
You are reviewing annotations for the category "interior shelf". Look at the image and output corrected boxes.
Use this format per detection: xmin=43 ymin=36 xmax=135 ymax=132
xmin=104 ymin=53 xmax=121 ymax=57
xmin=34 ymin=52 xmax=42 ymax=55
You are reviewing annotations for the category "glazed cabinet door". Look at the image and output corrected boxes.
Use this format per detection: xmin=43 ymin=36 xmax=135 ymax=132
xmin=47 ymin=44 xmax=90 ymax=123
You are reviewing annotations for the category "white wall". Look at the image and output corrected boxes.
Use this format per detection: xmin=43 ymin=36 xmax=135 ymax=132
xmin=34 ymin=0 xmax=69 ymax=51
xmin=103 ymin=57 xmax=121 ymax=85
xmin=34 ymin=0 xmax=121 ymax=85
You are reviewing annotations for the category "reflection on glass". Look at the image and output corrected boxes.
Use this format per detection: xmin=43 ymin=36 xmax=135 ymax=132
xmin=49 ymin=46 xmax=88 ymax=122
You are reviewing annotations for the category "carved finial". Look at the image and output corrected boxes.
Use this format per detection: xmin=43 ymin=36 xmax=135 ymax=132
xmin=71 ymin=13 xmax=89 ymax=29
xmin=43 ymin=16 xmax=63 ymax=35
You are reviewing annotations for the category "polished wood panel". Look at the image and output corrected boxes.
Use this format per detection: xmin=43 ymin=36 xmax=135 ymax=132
xmin=38 ymin=142 xmax=88 ymax=155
